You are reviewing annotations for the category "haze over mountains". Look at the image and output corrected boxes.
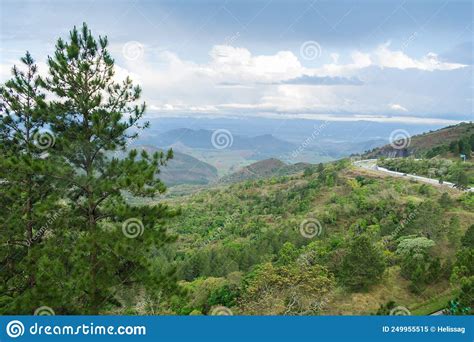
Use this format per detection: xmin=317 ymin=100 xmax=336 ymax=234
xmin=115 ymin=146 xmax=219 ymax=186
xmin=150 ymin=128 xmax=295 ymax=158
xmin=140 ymin=117 xmax=447 ymax=148
xmin=128 ymin=118 xmax=470 ymax=188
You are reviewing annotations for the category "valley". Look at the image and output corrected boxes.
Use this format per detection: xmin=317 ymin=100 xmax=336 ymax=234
xmin=117 ymin=122 xmax=474 ymax=315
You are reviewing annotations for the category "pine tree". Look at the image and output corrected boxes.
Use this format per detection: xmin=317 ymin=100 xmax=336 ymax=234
xmin=438 ymin=192 xmax=452 ymax=208
xmin=458 ymin=137 xmax=471 ymax=158
xmin=455 ymin=170 xmax=469 ymax=190
xmin=449 ymin=140 xmax=459 ymax=154
xmin=42 ymin=23 xmax=177 ymax=314
xmin=0 ymin=53 xmax=63 ymax=313
xmin=339 ymin=235 xmax=386 ymax=291
xmin=461 ymin=225 xmax=474 ymax=248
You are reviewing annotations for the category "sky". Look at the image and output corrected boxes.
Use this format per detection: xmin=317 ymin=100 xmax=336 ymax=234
xmin=1 ymin=0 xmax=473 ymax=125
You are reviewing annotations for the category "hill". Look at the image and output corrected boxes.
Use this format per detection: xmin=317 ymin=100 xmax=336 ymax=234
xmin=160 ymin=150 xmax=218 ymax=186
xmin=220 ymin=158 xmax=311 ymax=183
xmin=141 ymin=159 xmax=474 ymax=316
xmin=116 ymin=145 xmax=218 ymax=186
xmin=363 ymin=122 xmax=474 ymax=159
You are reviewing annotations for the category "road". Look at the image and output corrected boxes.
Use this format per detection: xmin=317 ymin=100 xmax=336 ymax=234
xmin=353 ymin=159 xmax=474 ymax=192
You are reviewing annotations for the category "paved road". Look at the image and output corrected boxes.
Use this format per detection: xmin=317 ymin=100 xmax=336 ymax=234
xmin=353 ymin=159 xmax=474 ymax=192
xmin=429 ymin=309 xmax=445 ymax=316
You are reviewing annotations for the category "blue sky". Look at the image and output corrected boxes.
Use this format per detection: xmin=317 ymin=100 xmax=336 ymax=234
xmin=1 ymin=0 xmax=473 ymax=124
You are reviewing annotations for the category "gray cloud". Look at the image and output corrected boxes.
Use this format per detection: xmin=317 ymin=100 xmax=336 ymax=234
xmin=279 ymin=75 xmax=364 ymax=86
xmin=217 ymin=75 xmax=364 ymax=88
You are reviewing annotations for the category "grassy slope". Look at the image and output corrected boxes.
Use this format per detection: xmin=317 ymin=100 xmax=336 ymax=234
xmin=364 ymin=122 xmax=474 ymax=158
xmin=161 ymin=162 xmax=473 ymax=315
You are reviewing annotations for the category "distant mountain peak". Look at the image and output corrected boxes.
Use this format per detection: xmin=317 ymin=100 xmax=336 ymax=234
xmin=149 ymin=128 xmax=296 ymax=158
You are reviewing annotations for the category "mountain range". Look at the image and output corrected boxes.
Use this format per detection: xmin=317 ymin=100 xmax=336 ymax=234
xmin=146 ymin=128 xmax=296 ymax=158
xmin=126 ymin=122 xmax=473 ymax=188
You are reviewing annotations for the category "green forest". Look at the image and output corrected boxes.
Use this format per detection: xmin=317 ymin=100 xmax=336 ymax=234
xmin=1 ymin=24 xmax=473 ymax=316
xmin=156 ymin=161 xmax=473 ymax=315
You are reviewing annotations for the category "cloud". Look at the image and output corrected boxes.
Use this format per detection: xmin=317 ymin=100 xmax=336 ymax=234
xmin=0 ymin=59 xmax=50 ymax=82
xmin=218 ymin=75 xmax=364 ymax=86
xmin=215 ymin=82 xmax=256 ymax=89
xmin=145 ymin=110 xmax=462 ymax=126
xmin=3 ymin=40 xmax=463 ymax=123
xmin=389 ymin=103 xmax=408 ymax=112
xmin=312 ymin=43 xmax=467 ymax=77
xmin=280 ymin=75 xmax=363 ymax=86
xmin=208 ymin=45 xmax=303 ymax=83
xmin=315 ymin=51 xmax=372 ymax=77
xmin=149 ymin=104 xmax=218 ymax=112
xmin=374 ymin=42 xmax=467 ymax=71
xmin=0 ymin=63 xmax=13 ymax=81
xmin=127 ymin=42 xmax=465 ymax=95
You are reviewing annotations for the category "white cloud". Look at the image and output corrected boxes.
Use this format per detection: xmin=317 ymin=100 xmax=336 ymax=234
xmin=122 ymin=41 xmax=469 ymax=122
xmin=330 ymin=53 xmax=339 ymax=64
xmin=389 ymin=103 xmax=408 ymax=112
xmin=129 ymin=42 xmax=466 ymax=92
xmin=207 ymin=45 xmax=303 ymax=83
xmin=2 ymin=40 xmax=465 ymax=123
xmin=149 ymin=104 xmax=218 ymax=112
xmin=374 ymin=42 xmax=466 ymax=71
xmin=314 ymin=51 xmax=372 ymax=77
xmin=114 ymin=64 xmax=142 ymax=84
xmin=0 ymin=64 xmax=12 ymax=82
xmin=0 ymin=60 xmax=50 ymax=83
xmin=129 ymin=41 xmax=463 ymax=94
xmin=312 ymin=43 xmax=467 ymax=78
